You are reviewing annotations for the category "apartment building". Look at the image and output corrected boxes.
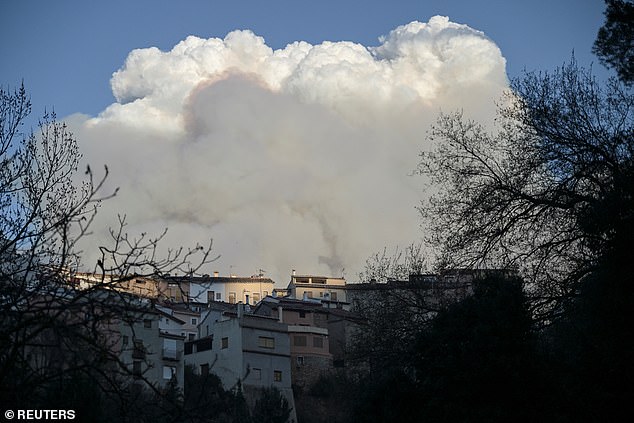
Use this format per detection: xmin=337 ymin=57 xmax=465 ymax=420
xmin=184 ymin=304 xmax=296 ymax=421
xmin=286 ymin=273 xmax=348 ymax=306
xmin=254 ymin=297 xmax=333 ymax=389
xmin=117 ymin=307 xmax=186 ymax=392
xmin=165 ymin=273 xmax=274 ymax=305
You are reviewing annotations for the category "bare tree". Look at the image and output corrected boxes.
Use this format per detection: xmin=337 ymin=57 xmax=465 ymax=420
xmin=417 ymin=59 xmax=634 ymax=321
xmin=0 ymin=84 xmax=215 ymax=409
xmin=357 ymin=242 xmax=427 ymax=283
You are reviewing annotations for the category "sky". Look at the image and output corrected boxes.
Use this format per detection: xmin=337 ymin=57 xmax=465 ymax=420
xmin=0 ymin=1 xmax=610 ymax=284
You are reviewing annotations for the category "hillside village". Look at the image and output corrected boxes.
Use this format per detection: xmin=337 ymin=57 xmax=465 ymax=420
xmin=59 ymin=268 xmax=486 ymax=421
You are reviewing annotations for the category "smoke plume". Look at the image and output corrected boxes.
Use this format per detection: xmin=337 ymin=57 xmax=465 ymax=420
xmin=68 ymin=16 xmax=508 ymax=284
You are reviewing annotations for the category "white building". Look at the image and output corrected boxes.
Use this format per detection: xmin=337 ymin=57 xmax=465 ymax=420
xmin=286 ymin=273 xmax=348 ymax=306
xmin=172 ymin=273 xmax=274 ymax=305
xmin=185 ymin=304 xmax=296 ymax=421
xmin=117 ymin=308 xmax=186 ymax=393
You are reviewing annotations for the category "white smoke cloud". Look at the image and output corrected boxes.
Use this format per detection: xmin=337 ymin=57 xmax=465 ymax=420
xmin=69 ymin=16 xmax=508 ymax=284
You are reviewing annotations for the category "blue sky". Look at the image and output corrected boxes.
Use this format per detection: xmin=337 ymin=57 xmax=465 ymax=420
xmin=2 ymin=0 xmax=608 ymax=118
xmin=0 ymin=0 xmax=612 ymax=280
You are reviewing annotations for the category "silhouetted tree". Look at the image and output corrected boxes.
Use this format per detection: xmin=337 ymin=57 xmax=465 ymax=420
xmin=418 ymin=59 xmax=633 ymax=319
xmin=358 ymin=242 xmax=427 ymax=283
xmin=0 ymin=84 xmax=215 ymax=411
xmin=347 ymin=274 xmax=541 ymax=423
xmin=594 ymin=0 xmax=634 ymax=84
xmin=231 ymin=382 xmax=251 ymax=423
xmin=350 ymin=243 xmax=438 ymax=370
xmin=251 ymin=387 xmax=292 ymax=423
xmin=412 ymin=275 xmax=538 ymax=423
xmin=182 ymin=365 xmax=238 ymax=422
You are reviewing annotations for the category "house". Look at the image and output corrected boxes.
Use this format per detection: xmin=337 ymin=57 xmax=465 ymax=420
xmin=196 ymin=301 xmax=236 ymax=339
xmin=21 ymin=285 xmax=187 ymax=394
xmin=285 ymin=272 xmax=348 ymax=307
xmin=66 ymin=271 xmax=274 ymax=307
xmin=156 ymin=306 xmax=188 ymax=337
xmin=117 ymin=306 xmax=186 ymax=393
xmin=184 ymin=303 xmax=296 ymax=421
xmin=254 ymin=297 xmax=333 ymax=390
xmin=163 ymin=273 xmax=274 ymax=305
xmin=69 ymin=272 xmax=163 ymax=298
xmin=346 ymin=269 xmax=511 ymax=312
xmin=164 ymin=303 xmax=203 ymax=340
xmin=156 ymin=278 xmax=190 ymax=302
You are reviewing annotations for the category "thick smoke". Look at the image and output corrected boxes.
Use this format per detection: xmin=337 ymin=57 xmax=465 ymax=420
xmin=69 ymin=16 xmax=508 ymax=284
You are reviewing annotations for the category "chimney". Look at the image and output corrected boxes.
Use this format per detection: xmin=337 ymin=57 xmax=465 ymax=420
xmin=292 ymin=269 xmax=296 ymax=276
xmin=237 ymin=302 xmax=244 ymax=318
xmin=302 ymin=292 xmax=308 ymax=301
xmin=213 ymin=271 xmax=219 ymax=277
xmin=278 ymin=305 xmax=283 ymax=323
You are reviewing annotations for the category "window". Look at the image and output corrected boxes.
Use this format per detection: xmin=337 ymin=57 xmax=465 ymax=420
xmin=305 ymin=291 xmax=313 ymax=298
xmin=133 ymin=360 xmax=142 ymax=377
xmin=258 ymin=336 xmax=275 ymax=349
xmin=313 ymin=336 xmax=324 ymax=348
xmin=200 ymin=363 xmax=209 ymax=375
xmin=299 ymin=311 xmax=306 ymax=318
xmin=207 ymin=291 xmax=215 ymax=303
xmin=252 ymin=368 xmax=261 ymax=380
xmin=143 ymin=319 xmax=152 ymax=328
xmin=274 ymin=370 xmax=282 ymax=382
xmin=331 ymin=292 xmax=338 ymax=301
xmin=296 ymin=356 xmax=305 ymax=366
xmin=188 ymin=333 xmax=196 ymax=341
xmin=228 ymin=292 xmax=236 ymax=304
xmin=221 ymin=337 xmax=229 ymax=349
xmin=163 ymin=366 xmax=176 ymax=380
xmin=163 ymin=338 xmax=177 ymax=359
xmin=122 ymin=335 xmax=129 ymax=347
xmin=191 ymin=318 xmax=197 ymax=325
xmin=293 ymin=335 xmax=307 ymax=347
xmin=133 ymin=340 xmax=145 ymax=358
xmin=253 ymin=293 xmax=260 ymax=303
xmin=197 ymin=337 xmax=213 ymax=352
xmin=216 ymin=292 xmax=222 ymax=300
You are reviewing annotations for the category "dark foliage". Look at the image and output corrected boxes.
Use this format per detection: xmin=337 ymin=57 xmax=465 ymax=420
xmin=347 ymin=274 xmax=542 ymax=423
xmin=412 ymin=275 xmax=539 ymax=423
xmin=418 ymin=59 xmax=634 ymax=320
xmin=0 ymin=84 xmax=214 ymax=416
xmin=251 ymin=387 xmax=292 ymax=423
xmin=594 ymin=0 xmax=634 ymax=84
